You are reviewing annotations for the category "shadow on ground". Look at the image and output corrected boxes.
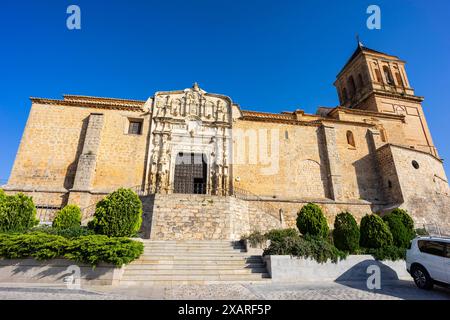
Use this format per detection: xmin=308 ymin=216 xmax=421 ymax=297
xmin=334 ymin=259 xmax=450 ymax=300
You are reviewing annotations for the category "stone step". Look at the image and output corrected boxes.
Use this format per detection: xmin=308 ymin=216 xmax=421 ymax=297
xmin=119 ymin=279 xmax=272 ymax=286
xmin=123 ymin=268 xmax=268 ymax=275
xmin=129 ymin=259 xmax=263 ymax=266
xmin=142 ymin=246 xmax=246 ymax=250
xmin=125 ymin=263 xmax=266 ymax=270
xmin=141 ymin=251 xmax=248 ymax=256
xmin=134 ymin=255 xmax=262 ymax=261
xmin=121 ymin=273 xmax=270 ymax=281
xmin=138 ymin=240 xmax=240 ymax=244
xmin=139 ymin=245 xmax=245 ymax=249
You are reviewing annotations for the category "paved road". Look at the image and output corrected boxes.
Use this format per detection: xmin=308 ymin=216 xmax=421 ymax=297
xmin=0 ymin=280 xmax=449 ymax=300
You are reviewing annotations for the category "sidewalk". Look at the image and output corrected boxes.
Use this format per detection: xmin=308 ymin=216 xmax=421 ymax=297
xmin=1 ymin=280 xmax=448 ymax=300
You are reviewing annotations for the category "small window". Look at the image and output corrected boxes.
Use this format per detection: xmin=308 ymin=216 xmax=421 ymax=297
xmin=342 ymin=88 xmax=348 ymax=102
xmin=380 ymin=128 xmax=387 ymax=142
xmin=358 ymin=73 xmax=364 ymax=88
xmin=395 ymin=72 xmax=404 ymax=87
xmin=383 ymin=66 xmax=394 ymax=85
xmin=128 ymin=120 xmax=143 ymax=135
xmin=388 ymin=180 xmax=392 ymax=188
xmin=285 ymin=130 xmax=289 ymax=140
xmin=412 ymin=160 xmax=419 ymax=169
xmin=418 ymin=240 xmax=446 ymax=257
xmin=346 ymin=131 xmax=356 ymax=148
xmin=347 ymin=76 xmax=357 ymax=96
xmin=374 ymin=69 xmax=383 ymax=83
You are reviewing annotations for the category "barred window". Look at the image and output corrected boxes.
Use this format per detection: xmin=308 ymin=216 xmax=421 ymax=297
xmin=128 ymin=120 xmax=143 ymax=135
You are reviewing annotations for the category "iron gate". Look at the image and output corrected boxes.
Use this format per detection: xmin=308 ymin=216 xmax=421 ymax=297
xmin=174 ymin=153 xmax=207 ymax=194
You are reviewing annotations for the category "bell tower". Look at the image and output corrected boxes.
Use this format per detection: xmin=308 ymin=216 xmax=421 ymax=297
xmin=334 ymin=42 xmax=438 ymax=157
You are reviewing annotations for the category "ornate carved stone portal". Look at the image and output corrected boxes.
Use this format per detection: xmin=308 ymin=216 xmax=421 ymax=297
xmin=147 ymin=83 xmax=233 ymax=195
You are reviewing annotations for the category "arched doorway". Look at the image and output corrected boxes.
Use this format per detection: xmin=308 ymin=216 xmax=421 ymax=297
xmin=173 ymin=152 xmax=207 ymax=194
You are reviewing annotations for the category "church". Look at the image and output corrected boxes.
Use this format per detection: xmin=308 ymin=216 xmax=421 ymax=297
xmin=4 ymin=44 xmax=450 ymax=239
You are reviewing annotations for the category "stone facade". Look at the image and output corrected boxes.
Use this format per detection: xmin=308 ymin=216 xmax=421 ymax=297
xmin=4 ymin=44 xmax=450 ymax=238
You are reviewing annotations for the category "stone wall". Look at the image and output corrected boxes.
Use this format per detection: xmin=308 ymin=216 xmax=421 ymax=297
xmin=232 ymin=118 xmax=386 ymax=204
xmin=5 ymin=102 xmax=149 ymax=211
xmin=385 ymin=144 xmax=450 ymax=228
xmin=143 ymin=194 xmax=283 ymax=240
xmin=148 ymin=194 xmax=233 ymax=240
xmin=143 ymin=194 xmax=380 ymax=240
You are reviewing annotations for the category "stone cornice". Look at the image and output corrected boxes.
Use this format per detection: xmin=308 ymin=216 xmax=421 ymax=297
xmin=372 ymin=90 xmax=424 ymax=103
xmin=30 ymin=96 xmax=146 ymax=111
xmin=378 ymin=143 xmax=443 ymax=162
xmin=240 ymin=109 xmax=377 ymax=128
xmin=328 ymin=106 xmax=406 ymax=121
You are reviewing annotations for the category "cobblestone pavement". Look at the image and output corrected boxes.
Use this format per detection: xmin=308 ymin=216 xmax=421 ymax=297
xmin=0 ymin=280 xmax=449 ymax=300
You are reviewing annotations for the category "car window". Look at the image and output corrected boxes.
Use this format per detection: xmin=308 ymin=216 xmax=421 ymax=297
xmin=418 ymin=240 xmax=446 ymax=257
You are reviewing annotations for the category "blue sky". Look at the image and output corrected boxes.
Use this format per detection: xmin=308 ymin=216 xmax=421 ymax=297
xmin=1 ymin=0 xmax=449 ymax=181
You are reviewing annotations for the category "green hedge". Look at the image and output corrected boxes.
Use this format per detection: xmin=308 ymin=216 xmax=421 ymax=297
xmin=30 ymin=225 xmax=94 ymax=238
xmin=242 ymin=228 xmax=300 ymax=247
xmin=296 ymin=203 xmax=329 ymax=238
xmin=52 ymin=205 xmax=81 ymax=229
xmin=0 ymin=192 xmax=38 ymax=233
xmin=242 ymin=230 xmax=266 ymax=247
xmin=64 ymin=235 xmax=144 ymax=266
xmin=359 ymin=214 xmax=393 ymax=249
xmin=332 ymin=212 xmax=360 ymax=253
xmin=0 ymin=232 xmax=69 ymax=260
xmin=0 ymin=232 xmax=143 ymax=266
xmin=263 ymin=235 xmax=347 ymax=263
xmin=265 ymin=228 xmax=299 ymax=242
xmin=88 ymin=188 xmax=142 ymax=237
xmin=360 ymin=245 xmax=406 ymax=261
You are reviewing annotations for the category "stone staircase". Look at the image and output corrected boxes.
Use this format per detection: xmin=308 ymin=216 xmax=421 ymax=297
xmin=120 ymin=240 xmax=271 ymax=286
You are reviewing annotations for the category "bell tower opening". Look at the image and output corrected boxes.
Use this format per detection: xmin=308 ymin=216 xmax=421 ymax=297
xmin=174 ymin=153 xmax=207 ymax=194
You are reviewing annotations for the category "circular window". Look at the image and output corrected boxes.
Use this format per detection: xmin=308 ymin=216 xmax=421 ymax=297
xmin=412 ymin=160 xmax=420 ymax=169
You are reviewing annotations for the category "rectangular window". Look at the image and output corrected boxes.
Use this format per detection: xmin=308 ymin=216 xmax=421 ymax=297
xmin=418 ymin=240 xmax=446 ymax=257
xmin=128 ymin=120 xmax=143 ymax=135
xmin=374 ymin=69 xmax=383 ymax=83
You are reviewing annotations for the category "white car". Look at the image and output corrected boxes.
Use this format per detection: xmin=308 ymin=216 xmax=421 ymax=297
xmin=406 ymin=236 xmax=450 ymax=290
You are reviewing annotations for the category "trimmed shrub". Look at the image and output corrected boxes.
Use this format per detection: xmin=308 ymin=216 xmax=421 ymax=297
xmin=64 ymin=235 xmax=144 ymax=266
xmin=88 ymin=188 xmax=143 ymax=237
xmin=296 ymin=203 xmax=329 ymax=238
xmin=383 ymin=213 xmax=411 ymax=248
xmin=332 ymin=212 xmax=360 ymax=253
xmin=0 ymin=232 xmax=143 ymax=266
xmin=361 ymin=245 xmax=406 ymax=261
xmin=242 ymin=231 xmax=266 ymax=247
xmin=265 ymin=228 xmax=299 ymax=243
xmin=0 ymin=193 xmax=38 ymax=233
xmin=390 ymin=208 xmax=415 ymax=239
xmin=415 ymin=228 xmax=429 ymax=236
xmin=263 ymin=235 xmax=347 ymax=263
xmin=359 ymin=214 xmax=393 ymax=249
xmin=52 ymin=205 xmax=81 ymax=229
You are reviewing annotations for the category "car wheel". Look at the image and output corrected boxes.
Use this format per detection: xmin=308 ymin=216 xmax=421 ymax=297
xmin=411 ymin=265 xmax=434 ymax=290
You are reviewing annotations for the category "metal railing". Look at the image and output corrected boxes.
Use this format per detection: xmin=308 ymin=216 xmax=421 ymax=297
xmin=36 ymin=205 xmax=61 ymax=224
xmin=232 ymin=186 xmax=282 ymax=223
xmin=423 ymin=222 xmax=450 ymax=238
xmin=79 ymin=184 xmax=156 ymax=223
xmin=128 ymin=183 xmax=154 ymax=196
